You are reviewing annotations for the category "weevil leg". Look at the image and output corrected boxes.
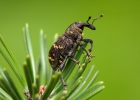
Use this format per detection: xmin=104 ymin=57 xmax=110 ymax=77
xmin=66 ymin=45 xmax=81 ymax=67
xmin=60 ymin=76 xmax=67 ymax=86
xmin=58 ymin=43 xmax=80 ymax=86
xmin=76 ymin=40 xmax=93 ymax=62
xmin=59 ymin=55 xmax=68 ymax=71
xmin=69 ymin=57 xmax=80 ymax=67
xmin=82 ymin=38 xmax=93 ymax=52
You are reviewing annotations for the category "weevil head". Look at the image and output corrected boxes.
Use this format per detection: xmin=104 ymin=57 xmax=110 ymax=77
xmin=75 ymin=14 xmax=104 ymax=31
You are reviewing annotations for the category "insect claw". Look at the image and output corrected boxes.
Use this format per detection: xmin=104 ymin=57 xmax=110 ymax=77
xmin=87 ymin=52 xmax=94 ymax=58
xmin=90 ymin=54 xmax=94 ymax=58
xmin=78 ymin=63 xmax=81 ymax=68
xmin=63 ymin=82 xmax=67 ymax=86
xmin=60 ymin=77 xmax=67 ymax=87
xmin=87 ymin=53 xmax=94 ymax=62
xmin=88 ymin=57 xmax=91 ymax=62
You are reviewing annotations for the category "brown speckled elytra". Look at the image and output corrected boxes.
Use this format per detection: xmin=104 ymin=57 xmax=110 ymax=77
xmin=48 ymin=14 xmax=104 ymax=86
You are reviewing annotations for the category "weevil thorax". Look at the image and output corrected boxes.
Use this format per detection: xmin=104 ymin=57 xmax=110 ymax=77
xmin=64 ymin=21 xmax=95 ymax=41
xmin=64 ymin=22 xmax=82 ymax=40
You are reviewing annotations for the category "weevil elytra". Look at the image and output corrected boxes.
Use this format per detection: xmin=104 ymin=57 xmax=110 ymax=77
xmin=48 ymin=14 xmax=103 ymax=86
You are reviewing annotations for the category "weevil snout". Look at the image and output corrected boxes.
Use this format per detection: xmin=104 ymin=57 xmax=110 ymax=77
xmin=75 ymin=21 xmax=96 ymax=30
xmin=87 ymin=24 xmax=96 ymax=30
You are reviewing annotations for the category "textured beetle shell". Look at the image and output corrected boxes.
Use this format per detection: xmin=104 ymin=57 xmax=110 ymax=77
xmin=48 ymin=22 xmax=83 ymax=70
xmin=48 ymin=35 xmax=74 ymax=70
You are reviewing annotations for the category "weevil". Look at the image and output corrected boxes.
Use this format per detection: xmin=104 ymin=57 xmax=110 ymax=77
xmin=48 ymin=14 xmax=103 ymax=86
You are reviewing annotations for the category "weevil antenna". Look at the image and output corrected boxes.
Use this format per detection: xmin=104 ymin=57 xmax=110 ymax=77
xmin=92 ymin=14 xmax=104 ymax=24
xmin=86 ymin=16 xmax=91 ymax=23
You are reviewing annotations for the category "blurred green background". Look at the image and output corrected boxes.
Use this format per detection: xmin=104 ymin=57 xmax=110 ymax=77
xmin=0 ymin=0 xmax=140 ymax=100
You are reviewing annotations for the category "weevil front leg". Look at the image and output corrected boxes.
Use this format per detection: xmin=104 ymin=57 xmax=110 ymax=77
xmin=82 ymin=38 xmax=93 ymax=52
xmin=77 ymin=39 xmax=93 ymax=62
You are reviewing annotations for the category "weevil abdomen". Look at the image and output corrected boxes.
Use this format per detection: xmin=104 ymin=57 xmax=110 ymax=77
xmin=48 ymin=35 xmax=74 ymax=70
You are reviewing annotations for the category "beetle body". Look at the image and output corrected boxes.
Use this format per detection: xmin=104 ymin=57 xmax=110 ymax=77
xmin=48 ymin=14 xmax=103 ymax=71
